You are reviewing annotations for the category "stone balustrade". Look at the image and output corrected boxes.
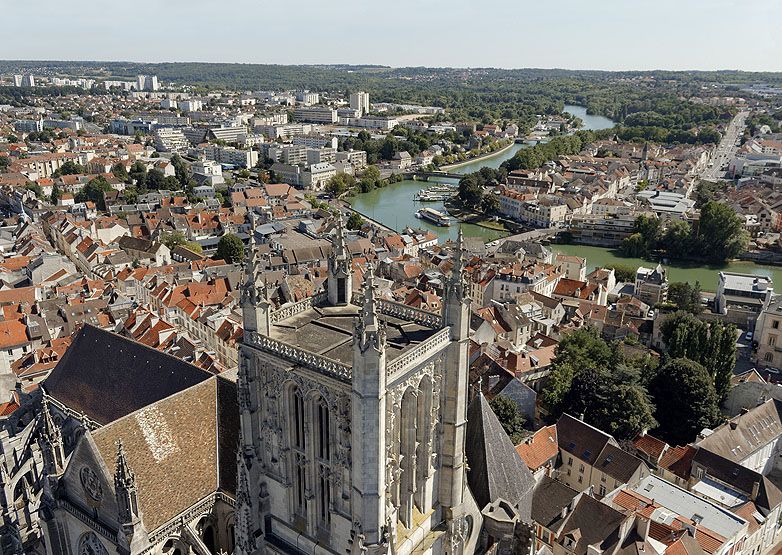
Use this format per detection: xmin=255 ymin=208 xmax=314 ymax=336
xmin=386 ymin=327 xmax=451 ymax=376
xmin=269 ymin=291 xmax=326 ymax=324
xmin=246 ymin=331 xmax=352 ymax=383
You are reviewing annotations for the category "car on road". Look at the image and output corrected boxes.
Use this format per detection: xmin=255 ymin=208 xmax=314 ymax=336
xmin=745 ymin=331 xmax=754 ymax=342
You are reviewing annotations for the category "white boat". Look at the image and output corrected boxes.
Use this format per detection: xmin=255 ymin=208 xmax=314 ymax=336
xmin=416 ymin=207 xmax=453 ymax=226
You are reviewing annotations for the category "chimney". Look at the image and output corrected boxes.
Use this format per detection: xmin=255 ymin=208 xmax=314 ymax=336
xmin=751 ymin=481 xmax=760 ymax=501
xmin=730 ymin=420 xmax=738 ymax=430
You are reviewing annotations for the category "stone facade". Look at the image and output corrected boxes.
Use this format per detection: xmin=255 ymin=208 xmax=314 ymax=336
xmin=236 ymin=221 xmax=482 ymax=554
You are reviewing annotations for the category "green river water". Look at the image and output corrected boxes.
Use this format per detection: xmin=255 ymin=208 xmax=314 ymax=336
xmin=348 ymin=106 xmax=781 ymax=290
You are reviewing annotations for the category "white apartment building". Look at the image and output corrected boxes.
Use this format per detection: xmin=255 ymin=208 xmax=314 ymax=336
xmin=136 ymin=75 xmax=159 ymax=91
xmin=336 ymin=149 xmax=368 ymax=168
xmin=154 ymin=127 xmax=190 ymax=152
xmin=296 ymin=91 xmax=320 ymax=105
xmin=304 ymin=162 xmax=336 ymax=190
xmin=202 ymin=145 xmax=259 ymax=168
xmin=293 ymin=106 xmax=338 ymax=123
xmin=291 ymin=134 xmax=338 ymax=149
xmin=350 ymin=91 xmax=370 ymax=115
xmin=306 ymin=147 xmax=336 ymax=165
xmin=179 ymin=99 xmax=204 ymax=112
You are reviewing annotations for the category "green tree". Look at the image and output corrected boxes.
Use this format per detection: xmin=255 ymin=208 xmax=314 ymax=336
xmin=163 ymin=175 xmax=180 ymax=190
xmin=347 ymin=212 xmax=365 ymax=230
xmin=458 ymin=174 xmax=483 ymax=209
xmin=111 ymin=162 xmax=129 ymax=182
xmin=0 ymin=155 xmax=10 ymax=173
xmin=662 ymin=219 xmax=692 ymax=259
xmin=75 ymin=176 xmax=113 ymax=210
xmin=171 ymin=154 xmax=189 ymax=187
xmin=160 ymin=230 xmax=188 ymax=250
xmin=619 ymin=233 xmax=647 ymax=258
xmin=481 ymin=193 xmax=499 ymax=214
xmin=325 ymin=173 xmax=356 ymax=197
xmin=184 ymin=241 xmax=203 ymax=254
xmin=50 ymin=183 xmax=62 ymax=205
xmin=666 ymin=281 xmax=702 ymax=314
xmin=696 ymin=201 xmax=748 ymax=262
xmin=216 ymin=233 xmax=244 ymax=264
xmin=129 ymin=161 xmax=148 ymax=187
xmin=608 ymin=264 xmax=636 ymax=283
xmin=649 ymin=358 xmax=722 ymax=445
xmin=489 ymin=395 xmax=527 ymax=444
xmin=541 ymin=327 xmax=615 ymax=416
xmin=661 ymin=311 xmax=737 ymax=400
xmin=53 ymin=160 xmax=83 ymax=177
xmin=146 ymin=168 xmax=165 ymax=190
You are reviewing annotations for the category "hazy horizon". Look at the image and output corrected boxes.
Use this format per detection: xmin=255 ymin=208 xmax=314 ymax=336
xmin=5 ymin=0 xmax=780 ymax=73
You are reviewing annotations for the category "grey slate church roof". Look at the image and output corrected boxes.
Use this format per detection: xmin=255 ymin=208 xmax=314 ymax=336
xmin=465 ymin=393 xmax=536 ymax=520
xmin=43 ymin=324 xmax=214 ymax=425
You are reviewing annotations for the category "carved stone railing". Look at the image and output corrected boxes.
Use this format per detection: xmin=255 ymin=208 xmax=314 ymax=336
xmin=378 ymin=299 xmax=443 ymax=329
xmin=386 ymin=327 xmax=451 ymax=376
xmin=352 ymin=292 xmax=443 ymax=329
xmin=145 ymin=491 xmax=234 ymax=547
xmin=269 ymin=291 xmax=326 ymax=324
xmin=246 ymin=331 xmax=352 ymax=383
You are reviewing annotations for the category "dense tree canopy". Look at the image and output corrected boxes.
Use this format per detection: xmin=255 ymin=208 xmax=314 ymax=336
xmin=649 ymin=358 xmax=722 ymax=445
xmin=216 ymin=234 xmax=244 ymax=264
xmin=660 ymin=311 xmax=737 ymax=400
xmin=541 ymin=327 xmax=656 ymax=439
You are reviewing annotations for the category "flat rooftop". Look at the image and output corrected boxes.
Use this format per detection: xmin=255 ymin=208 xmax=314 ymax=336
xmin=270 ymin=303 xmax=438 ymax=365
xmin=631 ymin=475 xmax=746 ymax=539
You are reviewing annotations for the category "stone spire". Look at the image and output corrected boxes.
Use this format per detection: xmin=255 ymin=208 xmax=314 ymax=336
xmin=114 ymin=440 xmax=147 ymax=553
xmin=327 ymin=213 xmax=353 ymax=306
xmin=38 ymin=397 xmax=64 ymax=478
xmin=446 ymin=228 xmax=469 ymax=303
xmin=355 ymin=264 xmax=385 ymax=353
xmin=241 ymin=210 xmax=271 ymax=335
xmin=233 ymin=452 xmax=259 ymax=555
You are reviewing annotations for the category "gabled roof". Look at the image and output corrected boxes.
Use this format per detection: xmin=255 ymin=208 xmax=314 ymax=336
xmin=466 ymin=393 xmax=536 ymax=520
xmin=90 ymin=375 xmax=237 ymax=532
xmin=516 ymin=424 xmax=558 ymax=471
xmin=555 ymin=494 xmax=627 ymax=555
xmin=557 ymin=413 xmax=613 ymax=464
xmin=43 ymin=325 xmax=212 ymax=425
xmin=696 ymin=399 xmax=782 ymax=464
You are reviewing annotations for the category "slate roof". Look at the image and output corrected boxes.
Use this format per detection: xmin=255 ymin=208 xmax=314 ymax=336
xmin=555 ymin=494 xmax=627 ymax=555
xmin=465 ymin=393 xmax=536 ymax=520
xmin=531 ymin=475 xmax=579 ymax=529
xmin=91 ymin=376 xmax=237 ymax=532
xmin=594 ymin=443 xmax=646 ymax=483
xmin=44 ymin=324 xmax=213 ymax=425
xmin=557 ymin=413 xmax=613 ymax=465
xmin=696 ymin=399 xmax=782 ymax=464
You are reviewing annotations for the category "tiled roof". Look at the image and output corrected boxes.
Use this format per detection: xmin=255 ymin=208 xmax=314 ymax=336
xmin=44 ymin=325 xmax=212 ymax=425
xmin=515 ymin=424 xmax=558 ymax=471
xmin=91 ymin=375 xmax=237 ymax=532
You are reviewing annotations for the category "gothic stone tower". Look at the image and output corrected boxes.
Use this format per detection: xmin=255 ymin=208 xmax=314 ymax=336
xmin=237 ymin=220 xmax=482 ymax=554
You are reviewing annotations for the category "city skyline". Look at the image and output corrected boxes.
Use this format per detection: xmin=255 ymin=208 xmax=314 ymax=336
xmin=5 ymin=0 xmax=781 ymax=72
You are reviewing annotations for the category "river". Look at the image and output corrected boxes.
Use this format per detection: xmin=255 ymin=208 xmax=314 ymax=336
xmin=349 ymin=105 xmax=616 ymax=242
xmin=347 ymin=106 xmax=782 ymax=289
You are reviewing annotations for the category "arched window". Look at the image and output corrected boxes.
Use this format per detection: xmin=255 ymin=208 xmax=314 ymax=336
xmin=765 ymin=352 xmax=774 ymax=363
xmin=290 ymin=386 xmax=307 ymax=517
xmin=315 ymin=397 xmax=331 ymax=528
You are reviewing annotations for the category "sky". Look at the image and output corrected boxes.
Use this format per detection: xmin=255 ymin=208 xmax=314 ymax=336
xmin=3 ymin=0 xmax=781 ymax=72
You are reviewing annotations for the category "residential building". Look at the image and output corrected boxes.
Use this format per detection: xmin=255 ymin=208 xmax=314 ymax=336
xmin=293 ymin=106 xmax=338 ymax=123
xmin=350 ymin=91 xmax=370 ymax=116
xmin=635 ymin=264 xmax=668 ymax=306
xmin=715 ymin=272 xmax=773 ymax=325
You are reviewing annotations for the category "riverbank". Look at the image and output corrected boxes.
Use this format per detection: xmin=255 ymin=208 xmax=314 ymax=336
xmin=439 ymin=141 xmax=517 ymax=171
xmin=551 ymin=243 xmax=782 ymax=292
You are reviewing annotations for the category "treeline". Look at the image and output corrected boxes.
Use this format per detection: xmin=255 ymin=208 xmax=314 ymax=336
xmin=339 ymin=128 xmax=467 ymax=165
xmin=541 ymin=321 xmax=733 ymax=445
xmin=501 ymin=131 xmax=607 ymax=172
xmin=620 ymin=205 xmax=748 ymax=263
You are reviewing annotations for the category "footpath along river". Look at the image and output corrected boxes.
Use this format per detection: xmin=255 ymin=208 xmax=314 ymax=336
xmin=348 ymin=106 xmax=782 ymax=289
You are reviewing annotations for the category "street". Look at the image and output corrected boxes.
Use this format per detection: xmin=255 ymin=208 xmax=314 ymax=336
xmin=700 ymin=110 xmax=749 ymax=181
